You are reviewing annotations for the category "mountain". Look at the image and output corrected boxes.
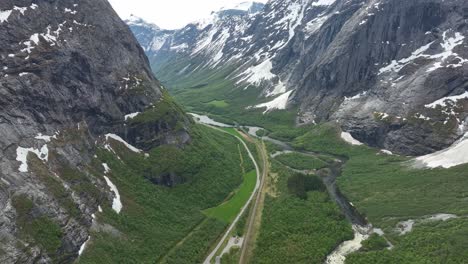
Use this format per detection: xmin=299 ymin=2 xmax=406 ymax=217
xmin=129 ymin=0 xmax=468 ymax=156
xmin=0 ymin=0 xmax=191 ymax=262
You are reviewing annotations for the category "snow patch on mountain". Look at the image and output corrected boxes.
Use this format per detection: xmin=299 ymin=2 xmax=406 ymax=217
xmin=312 ymin=0 xmax=336 ymax=6
xmin=425 ymin=91 xmax=468 ymax=109
xmin=426 ymin=31 xmax=467 ymax=72
xmin=220 ymin=2 xmax=259 ymax=12
xmin=253 ymin=90 xmax=293 ymax=113
xmin=16 ymin=145 xmax=49 ymax=172
xmin=416 ymin=133 xmax=468 ymax=168
xmin=238 ymin=59 xmax=276 ymax=85
xmin=126 ymin=14 xmax=160 ymax=30
xmin=0 ymin=10 xmax=12 ymax=23
xmin=379 ymin=31 xmax=466 ymax=74
xmin=341 ymin=132 xmax=364 ymax=146
xmin=105 ymin=134 xmax=142 ymax=153
xmin=104 ymin=176 xmax=122 ymax=214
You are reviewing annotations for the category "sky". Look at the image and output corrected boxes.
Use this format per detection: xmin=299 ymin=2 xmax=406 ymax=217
xmin=108 ymin=0 xmax=268 ymax=30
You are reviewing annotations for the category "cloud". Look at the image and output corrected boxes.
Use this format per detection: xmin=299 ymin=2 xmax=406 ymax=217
xmin=108 ymin=0 xmax=268 ymax=30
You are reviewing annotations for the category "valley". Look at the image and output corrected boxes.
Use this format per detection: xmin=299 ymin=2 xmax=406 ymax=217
xmin=1 ymin=0 xmax=467 ymax=263
xmin=184 ymin=113 xmax=468 ymax=264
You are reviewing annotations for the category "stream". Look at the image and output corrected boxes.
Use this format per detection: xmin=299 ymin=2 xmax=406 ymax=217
xmin=191 ymin=114 xmax=372 ymax=264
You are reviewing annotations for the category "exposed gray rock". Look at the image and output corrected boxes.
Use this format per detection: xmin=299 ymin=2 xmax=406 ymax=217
xmin=0 ymin=0 xmax=190 ymax=262
xmin=129 ymin=0 xmax=468 ymax=155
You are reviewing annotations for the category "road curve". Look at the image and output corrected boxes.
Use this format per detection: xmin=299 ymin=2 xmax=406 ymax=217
xmin=203 ymin=126 xmax=262 ymax=264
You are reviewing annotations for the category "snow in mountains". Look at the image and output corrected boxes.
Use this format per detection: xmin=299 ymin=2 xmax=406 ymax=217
xmin=220 ymin=1 xmax=261 ymax=12
xmin=104 ymin=176 xmax=123 ymax=214
xmin=416 ymin=133 xmax=468 ymax=169
xmin=312 ymin=0 xmax=336 ymax=6
xmin=425 ymin=91 xmax=468 ymax=109
xmin=105 ymin=133 xmax=143 ymax=153
xmin=341 ymin=132 xmax=364 ymax=146
xmin=16 ymin=145 xmax=49 ymax=172
xmin=0 ymin=10 xmax=12 ymax=23
xmin=126 ymin=14 xmax=160 ymax=30
xmin=0 ymin=4 xmax=38 ymax=23
xmin=254 ymin=90 xmax=293 ymax=113
xmin=78 ymin=236 xmax=91 ymax=256
xmin=124 ymin=112 xmax=141 ymax=121
xmin=379 ymin=31 xmax=467 ymax=74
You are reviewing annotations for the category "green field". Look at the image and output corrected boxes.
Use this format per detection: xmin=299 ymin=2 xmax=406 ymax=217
xmin=206 ymin=100 xmax=229 ymax=108
xmin=204 ymin=170 xmax=257 ymax=223
xmin=221 ymin=127 xmax=244 ymax=138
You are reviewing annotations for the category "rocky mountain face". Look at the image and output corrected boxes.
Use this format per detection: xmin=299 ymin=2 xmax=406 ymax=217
xmin=130 ymin=0 xmax=468 ymax=156
xmin=0 ymin=0 xmax=189 ymax=262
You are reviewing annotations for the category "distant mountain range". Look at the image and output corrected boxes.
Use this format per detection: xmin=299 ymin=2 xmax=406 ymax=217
xmin=127 ymin=0 xmax=468 ymax=156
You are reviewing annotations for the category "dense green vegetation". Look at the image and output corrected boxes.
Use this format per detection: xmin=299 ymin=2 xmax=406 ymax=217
xmin=287 ymin=173 xmax=326 ymax=199
xmin=267 ymin=125 xmax=315 ymax=142
xmin=162 ymin=218 xmax=226 ymax=264
xmin=78 ymin=125 xmax=248 ymax=263
xmin=153 ymin=61 xmax=299 ymax=132
xmin=12 ymin=195 xmax=63 ymax=258
xmin=151 ymin=55 xmax=468 ymax=263
xmin=285 ymin=123 xmax=468 ymax=263
xmin=276 ymin=152 xmax=329 ymax=171
xmin=251 ymin=161 xmax=353 ymax=263
xmin=221 ymin=247 xmax=241 ymax=264
xmin=359 ymin=234 xmax=388 ymax=252
xmin=347 ymin=218 xmax=468 ymax=263
xmin=292 ymin=123 xmax=468 ymax=228
xmin=204 ymin=170 xmax=257 ymax=223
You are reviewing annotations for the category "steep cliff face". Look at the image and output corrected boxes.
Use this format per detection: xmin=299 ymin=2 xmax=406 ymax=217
xmin=284 ymin=0 xmax=468 ymax=155
xmin=130 ymin=0 xmax=467 ymax=155
xmin=0 ymin=0 xmax=189 ymax=262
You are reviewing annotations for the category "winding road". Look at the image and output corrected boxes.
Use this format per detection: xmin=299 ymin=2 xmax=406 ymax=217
xmin=194 ymin=114 xmax=371 ymax=264
xmin=202 ymin=125 xmax=264 ymax=264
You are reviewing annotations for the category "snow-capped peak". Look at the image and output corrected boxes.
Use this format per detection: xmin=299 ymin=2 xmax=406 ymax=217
xmin=220 ymin=1 xmax=261 ymax=12
xmin=125 ymin=14 xmax=160 ymax=30
xmin=192 ymin=1 xmax=264 ymax=30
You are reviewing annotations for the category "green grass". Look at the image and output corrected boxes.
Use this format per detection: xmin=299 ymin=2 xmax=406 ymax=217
xmin=221 ymin=127 xmax=244 ymax=138
xmin=251 ymin=160 xmax=353 ymax=263
xmin=204 ymin=170 xmax=257 ymax=223
xmin=206 ymin=100 xmax=229 ymax=108
xmin=275 ymin=152 xmax=329 ymax=171
xmin=78 ymin=125 xmax=247 ymax=263
xmin=12 ymin=195 xmax=63 ymax=258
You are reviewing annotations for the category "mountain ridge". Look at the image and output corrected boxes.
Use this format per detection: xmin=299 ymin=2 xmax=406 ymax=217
xmin=128 ymin=0 xmax=468 ymax=156
xmin=0 ymin=0 xmax=190 ymax=262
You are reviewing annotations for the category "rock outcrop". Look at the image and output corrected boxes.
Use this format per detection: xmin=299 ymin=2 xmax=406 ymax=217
xmin=0 ymin=0 xmax=189 ymax=262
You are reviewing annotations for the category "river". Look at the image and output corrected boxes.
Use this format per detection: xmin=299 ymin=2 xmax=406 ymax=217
xmin=190 ymin=113 xmax=373 ymax=264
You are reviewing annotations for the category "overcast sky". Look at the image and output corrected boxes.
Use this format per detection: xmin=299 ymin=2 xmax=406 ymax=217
xmin=108 ymin=0 xmax=268 ymax=29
